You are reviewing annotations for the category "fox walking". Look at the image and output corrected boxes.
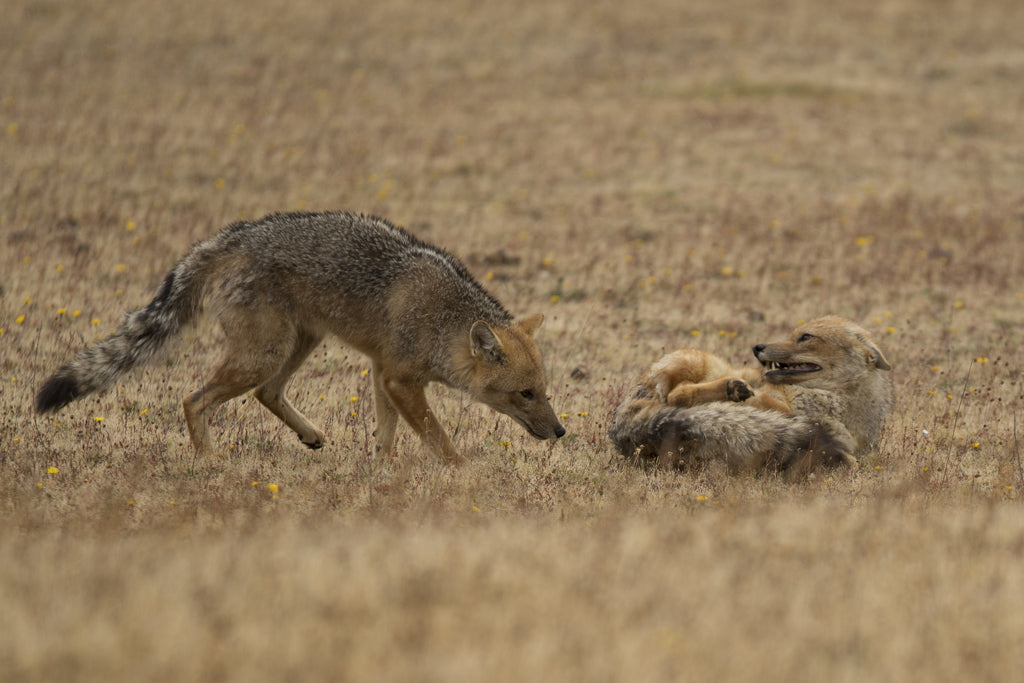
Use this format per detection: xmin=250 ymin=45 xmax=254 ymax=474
xmin=36 ymin=211 xmax=565 ymax=463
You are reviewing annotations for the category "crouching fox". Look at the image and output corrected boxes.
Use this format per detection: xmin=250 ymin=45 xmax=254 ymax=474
xmin=609 ymin=317 xmax=893 ymax=477
xmin=36 ymin=211 xmax=565 ymax=463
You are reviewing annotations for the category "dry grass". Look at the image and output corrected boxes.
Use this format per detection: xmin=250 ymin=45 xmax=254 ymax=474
xmin=3 ymin=0 xmax=1024 ymax=680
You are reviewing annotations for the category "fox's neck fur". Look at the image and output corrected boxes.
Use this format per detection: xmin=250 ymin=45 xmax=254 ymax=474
xmin=842 ymin=370 xmax=894 ymax=450
xmin=788 ymin=371 xmax=893 ymax=452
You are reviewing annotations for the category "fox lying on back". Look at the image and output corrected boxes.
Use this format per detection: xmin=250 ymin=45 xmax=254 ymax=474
xmin=36 ymin=211 xmax=565 ymax=463
xmin=609 ymin=317 xmax=893 ymax=477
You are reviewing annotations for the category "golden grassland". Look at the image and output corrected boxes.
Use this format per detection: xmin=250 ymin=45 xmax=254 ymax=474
xmin=2 ymin=0 xmax=1024 ymax=680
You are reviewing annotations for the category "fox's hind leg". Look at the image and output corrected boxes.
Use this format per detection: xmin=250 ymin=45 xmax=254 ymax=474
xmin=183 ymin=308 xmax=302 ymax=454
xmin=370 ymin=361 xmax=399 ymax=457
xmin=184 ymin=358 xmax=280 ymax=455
xmin=667 ymin=378 xmax=745 ymax=407
xmin=253 ymin=328 xmax=326 ymax=449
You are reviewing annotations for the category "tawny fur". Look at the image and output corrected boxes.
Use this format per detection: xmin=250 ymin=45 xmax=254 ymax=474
xmin=36 ymin=211 xmax=565 ymax=462
xmin=609 ymin=317 xmax=893 ymax=478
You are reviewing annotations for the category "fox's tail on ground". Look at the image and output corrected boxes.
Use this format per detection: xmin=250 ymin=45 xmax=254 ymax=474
xmin=608 ymin=386 xmax=855 ymax=474
xmin=35 ymin=252 xmax=210 ymax=414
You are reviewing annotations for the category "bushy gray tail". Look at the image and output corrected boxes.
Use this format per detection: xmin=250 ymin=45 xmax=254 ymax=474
xmin=609 ymin=396 xmax=855 ymax=473
xmin=35 ymin=256 xmax=207 ymax=414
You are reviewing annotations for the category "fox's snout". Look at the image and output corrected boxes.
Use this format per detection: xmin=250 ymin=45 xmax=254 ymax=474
xmin=520 ymin=414 xmax=566 ymax=441
xmin=541 ymin=420 xmax=566 ymax=440
xmin=508 ymin=398 xmax=566 ymax=441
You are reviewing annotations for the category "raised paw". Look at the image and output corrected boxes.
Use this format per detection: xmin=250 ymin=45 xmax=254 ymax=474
xmin=726 ymin=379 xmax=755 ymax=402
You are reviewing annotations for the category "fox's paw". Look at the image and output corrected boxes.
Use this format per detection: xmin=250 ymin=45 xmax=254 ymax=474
xmin=726 ymin=380 xmax=755 ymax=402
xmin=299 ymin=435 xmax=325 ymax=450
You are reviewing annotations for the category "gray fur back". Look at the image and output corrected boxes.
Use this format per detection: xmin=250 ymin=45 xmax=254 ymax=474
xmin=212 ymin=212 xmax=511 ymax=324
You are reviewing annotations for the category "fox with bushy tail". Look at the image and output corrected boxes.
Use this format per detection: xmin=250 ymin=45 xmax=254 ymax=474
xmin=609 ymin=317 xmax=892 ymax=478
xmin=36 ymin=211 xmax=565 ymax=463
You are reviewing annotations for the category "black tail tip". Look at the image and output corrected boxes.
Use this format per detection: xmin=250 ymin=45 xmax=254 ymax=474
xmin=35 ymin=374 xmax=80 ymax=414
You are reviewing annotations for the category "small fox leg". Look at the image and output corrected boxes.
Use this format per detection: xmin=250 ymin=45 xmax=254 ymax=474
xmin=253 ymin=329 xmax=325 ymax=449
xmin=184 ymin=364 xmax=268 ymax=454
xmin=667 ymin=378 xmax=741 ymax=407
xmin=370 ymin=362 xmax=399 ymax=456
xmin=381 ymin=375 xmax=465 ymax=466
xmin=183 ymin=308 xmax=293 ymax=454
xmin=745 ymin=392 xmax=794 ymax=414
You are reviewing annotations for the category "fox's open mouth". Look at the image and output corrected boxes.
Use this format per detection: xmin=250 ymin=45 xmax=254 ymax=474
xmin=762 ymin=361 xmax=822 ymax=376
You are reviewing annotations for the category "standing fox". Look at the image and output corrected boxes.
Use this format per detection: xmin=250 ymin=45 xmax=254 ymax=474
xmin=35 ymin=211 xmax=565 ymax=463
xmin=609 ymin=317 xmax=893 ymax=476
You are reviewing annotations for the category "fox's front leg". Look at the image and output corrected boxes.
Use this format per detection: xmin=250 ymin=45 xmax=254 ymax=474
xmin=381 ymin=375 xmax=466 ymax=466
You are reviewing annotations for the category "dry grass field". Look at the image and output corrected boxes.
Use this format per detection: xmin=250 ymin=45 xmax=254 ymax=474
xmin=3 ymin=0 xmax=1024 ymax=680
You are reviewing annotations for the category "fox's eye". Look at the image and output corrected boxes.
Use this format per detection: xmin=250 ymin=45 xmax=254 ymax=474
xmin=797 ymin=333 xmax=815 ymax=342
xmin=519 ymin=389 xmax=535 ymax=400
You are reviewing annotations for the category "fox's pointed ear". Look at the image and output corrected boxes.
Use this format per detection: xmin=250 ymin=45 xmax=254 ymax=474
xmin=517 ymin=314 xmax=544 ymax=338
xmin=470 ymin=321 xmax=506 ymax=363
xmin=870 ymin=347 xmax=892 ymax=371
xmin=857 ymin=334 xmax=892 ymax=371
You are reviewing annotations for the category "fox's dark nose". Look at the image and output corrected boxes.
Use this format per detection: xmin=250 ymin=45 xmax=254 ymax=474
xmin=752 ymin=344 xmax=766 ymax=357
xmin=554 ymin=424 xmax=566 ymax=439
